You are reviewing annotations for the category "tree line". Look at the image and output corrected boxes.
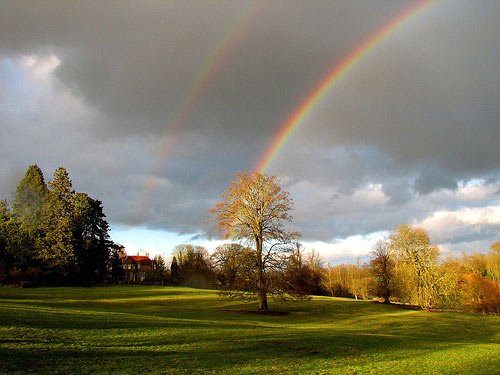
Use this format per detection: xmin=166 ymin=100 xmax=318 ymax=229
xmin=143 ymin=231 xmax=499 ymax=315
xmin=1 ymin=168 xmax=498 ymax=314
xmin=326 ymin=226 xmax=500 ymax=314
xmin=0 ymin=165 xmax=118 ymax=286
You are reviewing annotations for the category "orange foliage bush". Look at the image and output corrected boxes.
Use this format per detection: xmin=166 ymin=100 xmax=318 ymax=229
xmin=460 ymin=273 xmax=500 ymax=314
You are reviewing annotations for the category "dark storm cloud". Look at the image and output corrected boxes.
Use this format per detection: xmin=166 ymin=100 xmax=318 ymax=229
xmin=288 ymin=1 xmax=500 ymax=178
xmin=1 ymin=1 xmax=499 ymax=253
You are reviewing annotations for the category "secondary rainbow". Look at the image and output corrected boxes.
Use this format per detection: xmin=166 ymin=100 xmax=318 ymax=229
xmin=255 ymin=0 xmax=437 ymax=173
xmin=134 ymin=1 xmax=266 ymax=219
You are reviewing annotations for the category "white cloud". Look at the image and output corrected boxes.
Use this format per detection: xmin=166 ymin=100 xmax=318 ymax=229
xmin=20 ymin=54 xmax=61 ymax=82
xmin=455 ymin=179 xmax=499 ymax=202
xmin=302 ymin=231 xmax=389 ymax=264
xmin=421 ymin=206 xmax=500 ymax=230
xmin=353 ymin=183 xmax=389 ymax=205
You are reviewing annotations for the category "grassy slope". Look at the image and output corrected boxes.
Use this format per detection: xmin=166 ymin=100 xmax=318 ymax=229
xmin=0 ymin=286 xmax=498 ymax=374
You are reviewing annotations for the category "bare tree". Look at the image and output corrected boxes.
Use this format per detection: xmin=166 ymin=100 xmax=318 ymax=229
xmin=210 ymin=172 xmax=299 ymax=311
xmin=370 ymin=239 xmax=394 ymax=304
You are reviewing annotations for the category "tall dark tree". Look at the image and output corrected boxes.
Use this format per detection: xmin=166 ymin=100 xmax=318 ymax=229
xmin=370 ymin=239 xmax=395 ymax=304
xmin=109 ymin=244 xmax=125 ymax=282
xmin=210 ymin=172 xmax=300 ymax=311
xmin=170 ymin=256 xmax=180 ymax=285
xmin=148 ymin=254 xmax=167 ymax=284
xmin=72 ymin=192 xmax=111 ymax=285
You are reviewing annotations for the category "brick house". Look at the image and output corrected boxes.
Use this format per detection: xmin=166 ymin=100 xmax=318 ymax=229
xmin=122 ymin=255 xmax=156 ymax=283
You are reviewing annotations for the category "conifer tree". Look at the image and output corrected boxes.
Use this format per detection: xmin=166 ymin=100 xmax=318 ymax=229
xmin=12 ymin=165 xmax=49 ymax=268
xmin=13 ymin=165 xmax=49 ymax=227
xmin=72 ymin=192 xmax=111 ymax=284
xmin=44 ymin=167 xmax=75 ymax=268
xmin=170 ymin=256 xmax=180 ymax=285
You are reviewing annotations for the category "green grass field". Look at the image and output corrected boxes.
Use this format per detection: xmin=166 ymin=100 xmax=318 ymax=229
xmin=0 ymin=286 xmax=499 ymax=374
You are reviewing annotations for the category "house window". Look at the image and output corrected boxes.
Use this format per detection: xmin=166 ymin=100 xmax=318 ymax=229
xmin=137 ymin=263 xmax=141 ymax=270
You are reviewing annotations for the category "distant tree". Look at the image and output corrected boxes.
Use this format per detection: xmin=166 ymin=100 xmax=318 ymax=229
xmin=348 ymin=259 xmax=372 ymax=300
xmin=370 ymin=239 xmax=395 ymax=304
xmin=437 ymin=257 xmax=466 ymax=310
xmin=304 ymin=249 xmax=325 ymax=295
xmin=108 ymin=244 xmax=125 ymax=282
xmin=173 ymin=244 xmax=213 ymax=288
xmin=211 ymin=243 xmax=256 ymax=296
xmin=154 ymin=254 xmax=166 ymax=272
xmin=170 ymin=256 xmax=180 ymax=285
xmin=486 ymin=243 xmax=500 ymax=283
xmin=322 ymin=264 xmax=350 ymax=297
xmin=389 ymin=225 xmax=441 ymax=308
xmin=460 ymin=273 xmax=500 ymax=314
xmin=284 ymin=247 xmax=324 ymax=296
xmin=147 ymin=254 xmax=167 ymax=284
xmin=210 ymin=172 xmax=300 ymax=311
xmin=322 ymin=263 xmax=371 ymax=299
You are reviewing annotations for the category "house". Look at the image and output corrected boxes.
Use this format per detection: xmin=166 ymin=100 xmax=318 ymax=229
xmin=122 ymin=255 xmax=156 ymax=283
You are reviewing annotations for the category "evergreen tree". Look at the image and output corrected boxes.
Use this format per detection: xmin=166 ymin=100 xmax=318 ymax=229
xmin=170 ymin=256 xmax=180 ymax=285
xmin=43 ymin=167 xmax=75 ymax=268
xmin=109 ymin=244 xmax=125 ymax=282
xmin=12 ymin=165 xmax=49 ymax=269
xmin=13 ymin=165 xmax=49 ymax=226
xmin=72 ymin=192 xmax=111 ymax=285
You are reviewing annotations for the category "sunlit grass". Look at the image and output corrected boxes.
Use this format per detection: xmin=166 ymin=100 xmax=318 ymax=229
xmin=0 ymin=285 xmax=499 ymax=374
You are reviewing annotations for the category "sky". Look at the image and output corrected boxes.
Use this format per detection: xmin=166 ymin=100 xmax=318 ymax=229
xmin=1 ymin=0 xmax=499 ymax=264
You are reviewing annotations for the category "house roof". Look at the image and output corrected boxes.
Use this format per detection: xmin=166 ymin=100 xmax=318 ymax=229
xmin=123 ymin=255 xmax=153 ymax=264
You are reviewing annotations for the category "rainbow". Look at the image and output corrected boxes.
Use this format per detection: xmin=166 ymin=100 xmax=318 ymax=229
xmin=255 ymin=0 xmax=437 ymax=173
xmin=134 ymin=1 xmax=266 ymax=219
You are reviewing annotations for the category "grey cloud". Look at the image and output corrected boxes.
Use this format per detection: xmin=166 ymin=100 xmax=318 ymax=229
xmin=1 ymin=1 xmax=499 ymax=251
xmin=413 ymin=167 xmax=457 ymax=196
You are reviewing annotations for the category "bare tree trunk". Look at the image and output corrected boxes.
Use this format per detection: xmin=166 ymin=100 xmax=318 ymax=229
xmin=258 ymin=289 xmax=268 ymax=311
xmin=256 ymin=235 xmax=269 ymax=311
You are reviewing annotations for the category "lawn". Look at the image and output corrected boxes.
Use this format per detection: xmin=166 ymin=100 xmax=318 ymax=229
xmin=0 ymin=286 xmax=499 ymax=374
